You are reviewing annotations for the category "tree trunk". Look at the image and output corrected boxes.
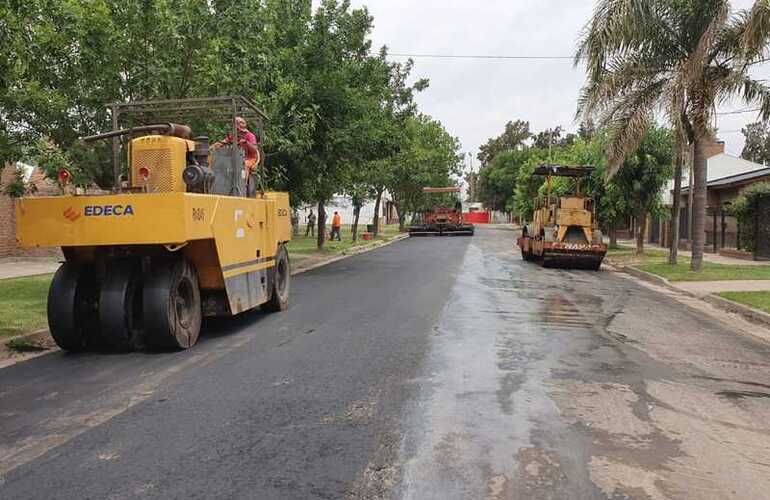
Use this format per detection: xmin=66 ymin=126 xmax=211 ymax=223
xmin=316 ymin=199 xmax=326 ymax=250
xmin=687 ymin=155 xmax=694 ymax=241
xmin=669 ymin=145 xmax=683 ymax=265
xmin=691 ymin=136 xmax=708 ymax=271
xmin=398 ymin=212 xmax=406 ymax=232
xmin=372 ymin=189 xmax=383 ymax=237
xmin=609 ymin=222 xmax=618 ymax=248
xmin=636 ymin=210 xmax=646 ymax=255
xmin=351 ymin=206 xmax=360 ymax=242
xmin=291 ymin=209 xmax=300 ymax=237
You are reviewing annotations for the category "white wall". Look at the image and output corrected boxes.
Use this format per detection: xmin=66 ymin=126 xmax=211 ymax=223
xmin=297 ymin=195 xmax=386 ymax=225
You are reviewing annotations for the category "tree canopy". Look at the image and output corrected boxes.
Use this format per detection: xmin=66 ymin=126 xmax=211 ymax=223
xmin=1 ymin=0 xmax=461 ymax=248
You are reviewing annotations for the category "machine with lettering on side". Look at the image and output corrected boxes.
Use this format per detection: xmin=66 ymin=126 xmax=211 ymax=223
xmin=517 ymin=164 xmax=607 ymax=270
xmin=16 ymin=97 xmax=291 ymax=352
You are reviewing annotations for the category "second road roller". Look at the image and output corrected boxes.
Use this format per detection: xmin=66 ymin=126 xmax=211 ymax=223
xmin=517 ymin=164 xmax=607 ymax=270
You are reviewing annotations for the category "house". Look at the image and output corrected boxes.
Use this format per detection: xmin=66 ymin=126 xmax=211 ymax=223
xmin=644 ymin=141 xmax=770 ymax=256
xmin=0 ymin=162 xmax=61 ymax=258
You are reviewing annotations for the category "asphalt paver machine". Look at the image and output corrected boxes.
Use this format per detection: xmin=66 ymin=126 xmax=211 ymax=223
xmin=16 ymin=96 xmax=292 ymax=351
xmin=408 ymin=187 xmax=474 ymax=237
xmin=517 ymin=164 xmax=607 ymax=270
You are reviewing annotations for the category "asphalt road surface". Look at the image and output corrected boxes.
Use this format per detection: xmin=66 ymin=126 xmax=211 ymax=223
xmin=2 ymin=226 xmax=770 ymax=499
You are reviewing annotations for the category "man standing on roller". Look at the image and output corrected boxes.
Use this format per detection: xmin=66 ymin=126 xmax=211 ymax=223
xmin=215 ymin=116 xmax=260 ymax=173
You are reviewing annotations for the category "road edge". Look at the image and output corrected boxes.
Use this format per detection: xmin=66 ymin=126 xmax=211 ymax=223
xmin=291 ymin=233 xmax=409 ymax=275
xmin=608 ymin=262 xmax=770 ymax=330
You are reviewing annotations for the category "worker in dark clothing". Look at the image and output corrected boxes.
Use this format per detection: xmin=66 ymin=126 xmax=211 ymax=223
xmin=306 ymin=209 xmax=316 ymax=237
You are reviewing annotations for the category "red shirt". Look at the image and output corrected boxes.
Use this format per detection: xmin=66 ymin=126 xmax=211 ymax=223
xmin=332 ymin=214 xmax=341 ymax=227
xmin=224 ymin=130 xmax=258 ymax=161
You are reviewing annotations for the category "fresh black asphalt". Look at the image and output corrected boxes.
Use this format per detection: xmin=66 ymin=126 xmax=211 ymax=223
xmin=0 ymin=234 xmax=469 ymax=499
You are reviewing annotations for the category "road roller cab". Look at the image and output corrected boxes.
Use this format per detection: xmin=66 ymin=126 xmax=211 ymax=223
xmin=16 ymin=97 xmax=291 ymax=352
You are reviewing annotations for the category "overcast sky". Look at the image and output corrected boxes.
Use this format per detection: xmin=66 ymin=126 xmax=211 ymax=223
xmin=345 ymin=0 xmax=770 ymax=166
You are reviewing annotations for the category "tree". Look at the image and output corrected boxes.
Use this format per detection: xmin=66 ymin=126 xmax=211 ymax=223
xmin=477 ymin=120 xmax=531 ymax=167
xmin=578 ymin=119 xmax=597 ymax=141
xmin=576 ymin=0 xmax=770 ymax=271
xmin=741 ymin=122 xmax=770 ymax=164
xmin=386 ymin=115 xmax=462 ymax=230
xmin=531 ymin=126 xmax=577 ymax=150
xmin=477 ymin=149 xmax=531 ymax=211
xmin=611 ymin=126 xmax=674 ymax=254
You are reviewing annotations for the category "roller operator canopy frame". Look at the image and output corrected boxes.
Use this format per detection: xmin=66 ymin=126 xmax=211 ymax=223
xmin=422 ymin=187 xmax=462 ymax=194
xmin=107 ymin=96 xmax=269 ymax=188
xmin=534 ymin=164 xmax=596 ymax=178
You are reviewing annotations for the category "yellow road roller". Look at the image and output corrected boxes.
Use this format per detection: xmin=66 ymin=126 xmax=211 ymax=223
xmin=16 ymin=97 xmax=291 ymax=351
xmin=517 ymin=164 xmax=607 ymax=270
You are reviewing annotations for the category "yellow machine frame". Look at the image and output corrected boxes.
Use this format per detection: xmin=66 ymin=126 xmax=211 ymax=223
xmin=15 ymin=97 xmax=291 ymax=352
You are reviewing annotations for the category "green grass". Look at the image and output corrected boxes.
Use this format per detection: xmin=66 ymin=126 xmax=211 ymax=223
xmin=638 ymin=262 xmax=770 ymax=282
xmin=718 ymin=291 xmax=770 ymax=314
xmin=0 ymin=274 xmax=52 ymax=337
xmin=287 ymin=224 xmax=402 ymax=262
xmin=6 ymin=337 xmax=47 ymax=352
xmin=606 ymin=245 xmax=770 ymax=282
xmin=605 ymin=246 xmax=673 ymax=267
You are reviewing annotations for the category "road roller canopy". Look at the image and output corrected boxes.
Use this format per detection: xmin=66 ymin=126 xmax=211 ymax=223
xmin=422 ymin=187 xmax=462 ymax=194
xmin=110 ymin=96 xmax=268 ymax=129
xmin=95 ymin=96 xmax=269 ymax=189
xmin=534 ymin=164 xmax=596 ymax=178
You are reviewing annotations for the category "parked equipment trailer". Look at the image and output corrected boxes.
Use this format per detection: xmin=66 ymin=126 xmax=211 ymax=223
xmin=16 ymin=97 xmax=291 ymax=351
xmin=517 ymin=164 xmax=606 ymax=270
xmin=408 ymin=187 xmax=474 ymax=236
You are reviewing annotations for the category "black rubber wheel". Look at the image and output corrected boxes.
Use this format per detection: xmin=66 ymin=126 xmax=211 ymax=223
xmin=99 ymin=260 xmax=143 ymax=351
xmin=47 ymin=262 xmax=97 ymax=352
xmin=262 ymin=244 xmax=290 ymax=312
xmin=143 ymin=258 xmax=201 ymax=349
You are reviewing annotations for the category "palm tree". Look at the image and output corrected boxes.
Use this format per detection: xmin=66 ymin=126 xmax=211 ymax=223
xmin=576 ymin=0 xmax=770 ymax=270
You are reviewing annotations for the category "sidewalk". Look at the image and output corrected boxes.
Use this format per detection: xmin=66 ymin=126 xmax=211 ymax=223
xmin=0 ymin=257 xmax=61 ymax=280
xmin=609 ymin=246 xmax=770 ymax=327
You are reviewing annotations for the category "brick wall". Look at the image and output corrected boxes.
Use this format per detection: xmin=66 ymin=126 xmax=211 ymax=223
xmin=0 ymin=162 xmax=62 ymax=258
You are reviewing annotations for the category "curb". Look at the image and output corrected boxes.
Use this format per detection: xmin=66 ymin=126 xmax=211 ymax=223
xmin=0 ymin=329 xmax=55 ymax=369
xmin=703 ymin=294 xmax=770 ymax=329
xmin=613 ymin=263 xmax=770 ymax=330
xmin=291 ymin=233 xmax=409 ymax=275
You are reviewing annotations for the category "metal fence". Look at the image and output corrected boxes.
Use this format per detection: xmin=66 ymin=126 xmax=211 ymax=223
xmin=706 ymin=207 xmax=739 ymax=252
xmin=755 ymin=194 xmax=770 ymax=260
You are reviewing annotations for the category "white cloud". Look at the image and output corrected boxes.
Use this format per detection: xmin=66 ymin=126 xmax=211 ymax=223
xmin=346 ymin=0 xmax=770 ymax=161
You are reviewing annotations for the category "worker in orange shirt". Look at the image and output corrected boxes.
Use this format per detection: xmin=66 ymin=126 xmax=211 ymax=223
xmin=330 ymin=211 xmax=342 ymax=241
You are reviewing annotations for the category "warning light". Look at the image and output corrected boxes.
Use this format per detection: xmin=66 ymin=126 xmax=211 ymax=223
xmin=138 ymin=167 xmax=151 ymax=181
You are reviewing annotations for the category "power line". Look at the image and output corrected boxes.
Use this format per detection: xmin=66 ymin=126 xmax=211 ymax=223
xmin=716 ymin=107 xmax=761 ymax=116
xmin=385 ymin=52 xmax=575 ymax=60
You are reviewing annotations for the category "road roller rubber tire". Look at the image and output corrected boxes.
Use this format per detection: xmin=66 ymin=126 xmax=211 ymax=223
xmin=143 ymin=258 xmax=201 ymax=350
xmin=47 ymin=262 xmax=97 ymax=352
xmin=99 ymin=260 xmax=143 ymax=351
xmin=262 ymin=244 xmax=290 ymax=312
